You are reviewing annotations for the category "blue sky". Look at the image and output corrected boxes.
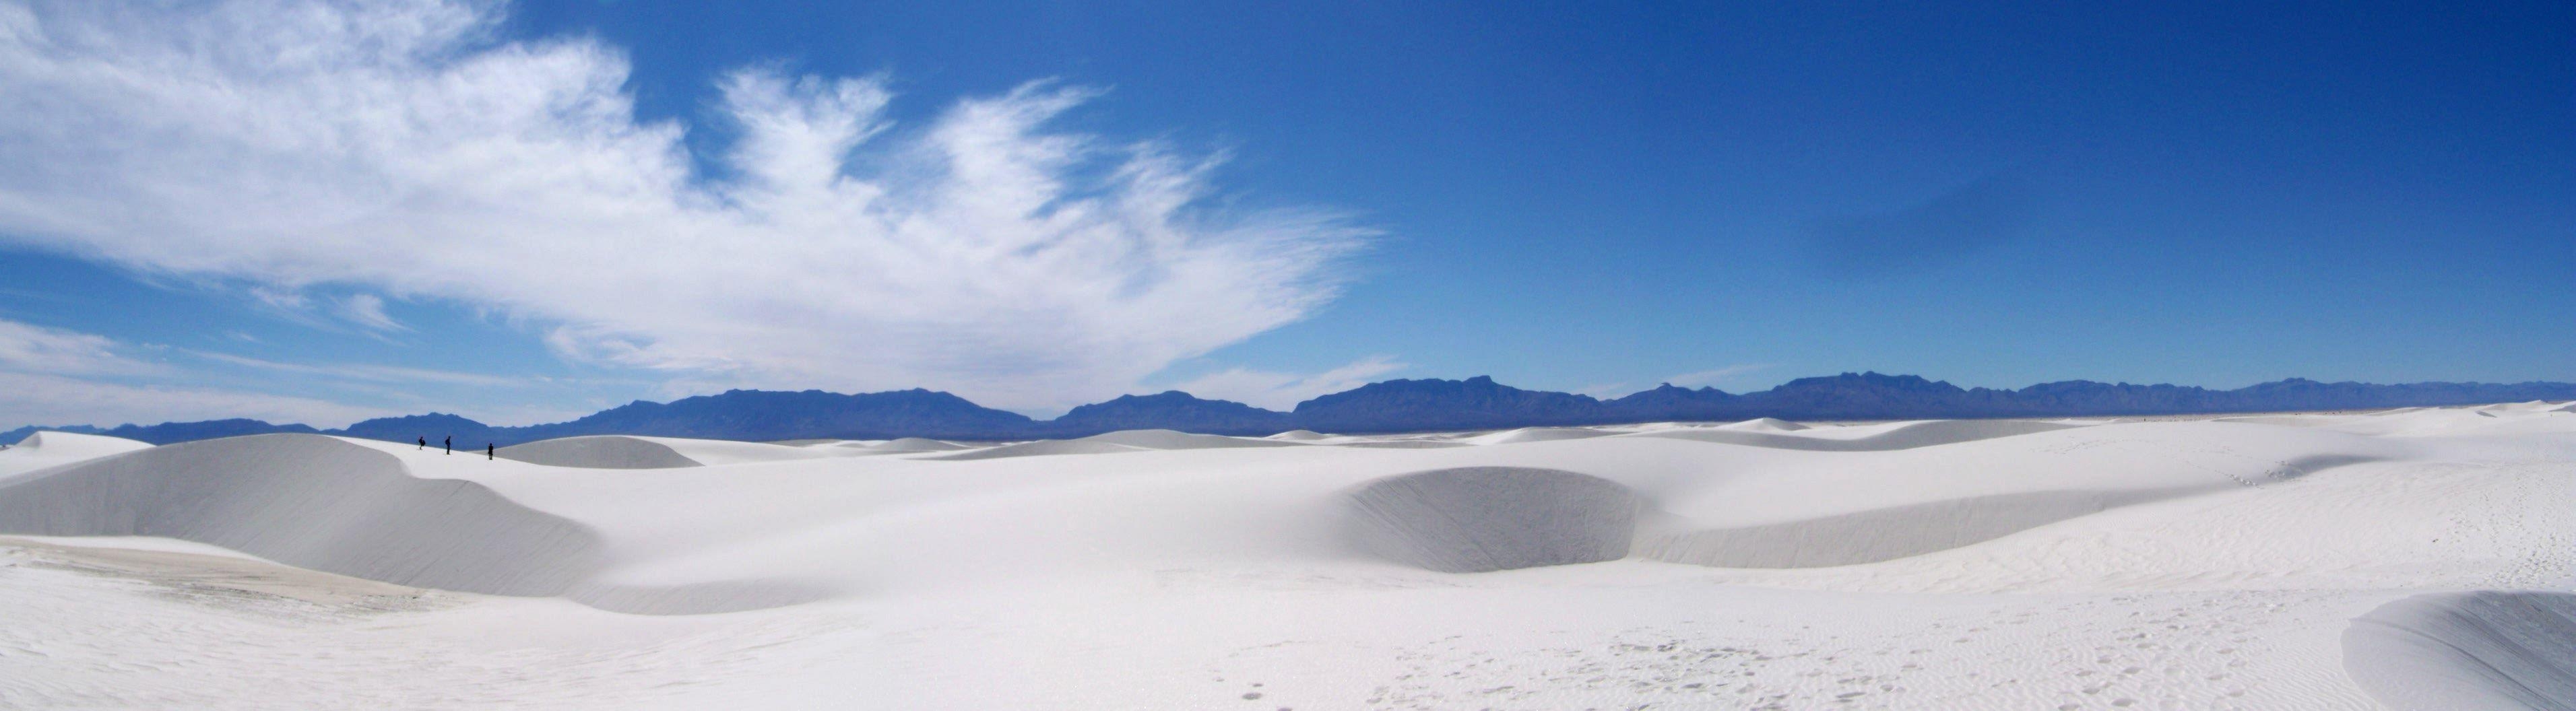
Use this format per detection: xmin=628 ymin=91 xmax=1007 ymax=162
xmin=0 ymin=0 xmax=2568 ymax=427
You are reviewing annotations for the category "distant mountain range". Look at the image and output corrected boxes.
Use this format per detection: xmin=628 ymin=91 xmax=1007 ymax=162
xmin=9 ymin=372 xmax=2574 ymax=447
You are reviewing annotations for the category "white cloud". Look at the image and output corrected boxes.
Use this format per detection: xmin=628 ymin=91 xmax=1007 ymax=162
xmin=0 ymin=318 xmax=393 ymax=427
xmin=187 ymin=350 xmax=516 ymax=387
xmin=1665 ymin=364 xmax=1771 ymax=390
xmin=0 ymin=0 xmax=1366 ymax=411
xmin=0 ymin=370 xmax=390 ymax=428
xmin=335 ymin=293 xmax=408 ymax=332
xmin=0 ymin=318 xmax=154 ymax=376
xmin=1167 ymin=355 xmax=1405 ymax=410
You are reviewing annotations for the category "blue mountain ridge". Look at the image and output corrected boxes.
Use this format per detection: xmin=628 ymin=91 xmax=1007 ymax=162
xmin=7 ymin=372 xmax=2572 ymax=447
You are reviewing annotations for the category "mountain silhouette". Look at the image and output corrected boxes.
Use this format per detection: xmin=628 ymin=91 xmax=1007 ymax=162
xmin=8 ymin=373 xmax=2573 ymax=446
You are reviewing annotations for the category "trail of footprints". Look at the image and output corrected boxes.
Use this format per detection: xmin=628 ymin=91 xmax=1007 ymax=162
xmin=1210 ymin=591 xmax=2364 ymax=710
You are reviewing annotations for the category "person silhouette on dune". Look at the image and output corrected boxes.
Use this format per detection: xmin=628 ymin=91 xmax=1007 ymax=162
xmin=416 ymin=436 xmax=424 ymax=450
xmin=443 ymin=436 xmax=451 ymax=455
xmin=486 ymin=443 xmax=494 ymax=461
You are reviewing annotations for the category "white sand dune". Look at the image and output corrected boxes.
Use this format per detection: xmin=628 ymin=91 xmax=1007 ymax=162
xmin=842 ymin=436 xmax=971 ymax=453
xmin=642 ymin=437 xmax=847 ymax=465
xmin=2345 ymin=591 xmax=2576 ymax=710
xmin=1640 ymin=485 xmax=2222 ymax=568
xmin=1345 ymin=467 xmax=1637 ymax=572
xmin=0 ymin=431 xmax=152 ymax=481
xmin=0 ymin=434 xmax=604 ymax=595
xmin=1330 ymin=438 xmax=1473 ymax=448
xmin=1720 ymin=416 xmax=1809 ymax=431
xmin=922 ymin=438 xmax=1146 ymax=460
xmin=1633 ymin=417 xmax=2082 ymax=450
xmin=1074 ymin=428 xmax=1303 ymax=449
xmin=496 ymin=435 xmax=702 ymax=469
xmin=1470 ymin=426 xmax=1619 ymax=444
xmin=925 ymin=429 xmax=1297 ymax=460
xmin=0 ymin=434 xmax=829 ymax=615
xmin=1265 ymin=429 xmax=1330 ymax=440
xmin=3 ymin=409 xmax=2574 ymax=708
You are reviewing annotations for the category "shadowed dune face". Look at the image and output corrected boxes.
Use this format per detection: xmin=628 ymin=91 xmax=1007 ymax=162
xmin=1722 ymin=417 xmax=1809 ymax=432
xmin=926 ymin=439 xmax=1146 ymax=461
xmin=0 ymin=434 xmax=830 ymax=615
xmin=497 ymin=436 xmax=702 ymax=469
xmin=1644 ymin=452 xmax=2382 ymax=569
xmin=1483 ymin=428 xmax=1617 ymax=444
xmin=2345 ymin=591 xmax=2576 ymax=710
xmin=1345 ymin=467 xmax=1639 ymax=573
xmin=1634 ymin=419 xmax=2083 ymax=451
xmin=1348 ymin=450 xmax=2381 ymax=574
xmin=1076 ymin=429 xmax=1302 ymax=449
xmin=1333 ymin=440 xmax=1471 ymax=449
xmin=861 ymin=437 xmax=971 ymax=452
xmin=926 ymin=429 xmax=1301 ymax=460
xmin=1637 ymin=487 xmax=2215 ymax=568
xmin=0 ymin=434 xmax=608 ymax=596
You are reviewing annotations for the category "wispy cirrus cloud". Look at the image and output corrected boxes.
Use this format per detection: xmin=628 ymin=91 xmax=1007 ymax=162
xmin=0 ymin=0 xmax=1367 ymax=411
xmin=0 ymin=318 xmax=155 ymax=376
xmin=0 ymin=318 xmax=398 ymax=427
xmin=185 ymin=350 xmax=517 ymax=388
xmin=335 ymin=294 xmax=408 ymax=333
xmin=1167 ymin=355 xmax=1407 ymax=410
xmin=1664 ymin=364 xmax=1771 ymax=390
xmin=0 ymin=370 xmax=393 ymax=429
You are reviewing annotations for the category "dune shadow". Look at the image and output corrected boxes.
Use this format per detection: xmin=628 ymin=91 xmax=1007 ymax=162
xmin=0 ymin=434 xmax=608 ymax=596
xmin=2346 ymin=591 xmax=2576 ymax=710
xmin=1636 ymin=487 xmax=2215 ymax=568
xmin=1345 ymin=467 xmax=1638 ymax=573
xmin=498 ymin=436 xmax=702 ymax=469
xmin=1634 ymin=419 xmax=2082 ymax=452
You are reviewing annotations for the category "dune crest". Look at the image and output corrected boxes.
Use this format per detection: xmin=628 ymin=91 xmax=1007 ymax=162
xmin=1636 ymin=419 xmax=2082 ymax=451
xmin=851 ymin=437 xmax=971 ymax=452
xmin=0 ymin=434 xmax=606 ymax=596
xmin=0 ymin=431 xmax=154 ymax=481
xmin=1076 ymin=429 xmax=1302 ymax=449
xmin=1476 ymin=427 xmax=1617 ymax=444
xmin=1638 ymin=487 xmax=2210 ymax=568
xmin=496 ymin=436 xmax=702 ymax=469
xmin=1721 ymin=417 xmax=1809 ymax=432
xmin=2345 ymin=591 xmax=2576 ymax=710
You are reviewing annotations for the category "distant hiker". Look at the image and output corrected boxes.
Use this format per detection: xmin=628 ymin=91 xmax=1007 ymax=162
xmin=487 ymin=443 xmax=494 ymax=461
xmin=417 ymin=436 xmax=425 ymax=450
xmin=443 ymin=436 xmax=451 ymax=455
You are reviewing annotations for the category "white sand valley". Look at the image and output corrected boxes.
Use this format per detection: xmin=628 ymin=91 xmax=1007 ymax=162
xmin=2 ymin=403 xmax=2573 ymax=708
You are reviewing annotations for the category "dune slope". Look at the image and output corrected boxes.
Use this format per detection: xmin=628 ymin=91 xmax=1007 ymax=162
xmin=1346 ymin=467 xmax=1638 ymax=572
xmin=497 ymin=436 xmax=702 ymax=469
xmin=1634 ymin=418 xmax=2082 ymax=450
xmin=0 ymin=434 xmax=604 ymax=595
xmin=0 ymin=431 xmax=153 ymax=480
xmin=2346 ymin=591 xmax=2576 ymax=710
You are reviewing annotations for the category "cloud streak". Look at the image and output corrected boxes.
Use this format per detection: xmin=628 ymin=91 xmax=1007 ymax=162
xmin=1664 ymin=364 xmax=1770 ymax=390
xmin=0 ymin=318 xmax=401 ymax=428
xmin=0 ymin=318 xmax=150 ymax=376
xmin=1168 ymin=356 xmax=1407 ymax=411
xmin=0 ymin=0 xmax=1366 ymax=411
xmin=0 ymin=370 xmax=392 ymax=428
